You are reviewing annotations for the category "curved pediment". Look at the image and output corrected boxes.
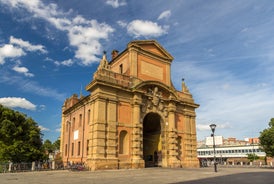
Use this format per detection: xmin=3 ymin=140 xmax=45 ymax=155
xmin=134 ymin=80 xmax=178 ymax=101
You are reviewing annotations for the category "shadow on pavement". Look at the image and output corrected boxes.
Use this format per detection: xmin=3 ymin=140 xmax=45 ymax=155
xmin=170 ymin=172 xmax=274 ymax=184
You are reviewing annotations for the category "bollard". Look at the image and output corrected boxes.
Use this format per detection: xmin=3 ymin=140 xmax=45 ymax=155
xmin=31 ymin=162 xmax=35 ymax=171
xmin=8 ymin=162 xmax=12 ymax=172
xmin=52 ymin=161 xmax=55 ymax=170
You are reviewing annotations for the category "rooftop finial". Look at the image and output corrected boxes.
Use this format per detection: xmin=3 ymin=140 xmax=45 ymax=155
xmin=97 ymin=50 xmax=109 ymax=70
xmin=181 ymin=78 xmax=189 ymax=93
xmin=102 ymin=50 xmax=107 ymax=60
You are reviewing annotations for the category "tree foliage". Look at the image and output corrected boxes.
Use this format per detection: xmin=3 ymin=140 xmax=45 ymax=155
xmin=247 ymin=153 xmax=259 ymax=162
xmin=43 ymin=138 xmax=60 ymax=153
xmin=53 ymin=138 xmax=60 ymax=151
xmin=0 ymin=105 xmax=44 ymax=162
xmin=43 ymin=139 xmax=54 ymax=154
xmin=259 ymin=118 xmax=274 ymax=157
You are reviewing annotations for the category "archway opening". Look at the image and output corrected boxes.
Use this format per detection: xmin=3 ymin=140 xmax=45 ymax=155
xmin=143 ymin=112 xmax=162 ymax=167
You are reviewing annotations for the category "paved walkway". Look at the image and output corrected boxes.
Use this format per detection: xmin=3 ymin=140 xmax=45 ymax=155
xmin=0 ymin=167 xmax=273 ymax=184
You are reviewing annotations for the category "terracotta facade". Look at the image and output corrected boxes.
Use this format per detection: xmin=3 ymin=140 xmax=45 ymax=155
xmin=60 ymin=40 xmax=199 ymax=170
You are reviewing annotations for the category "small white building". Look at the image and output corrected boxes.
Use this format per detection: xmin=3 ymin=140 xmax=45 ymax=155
xmin=197 ymin=137 xmax=266 ymax=166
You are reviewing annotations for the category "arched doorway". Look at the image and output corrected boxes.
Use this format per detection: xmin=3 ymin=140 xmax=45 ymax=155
xmin=143 ymin=113 xmax=162 ymax=167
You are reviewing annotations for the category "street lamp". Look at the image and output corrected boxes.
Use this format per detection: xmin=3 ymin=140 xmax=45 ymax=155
xmin=209 ymin=123 xmax=217 ymax=172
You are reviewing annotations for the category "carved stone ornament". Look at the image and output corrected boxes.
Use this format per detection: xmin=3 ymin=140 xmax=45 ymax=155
xmin=141 ymin=87 xmax=169 ymax=117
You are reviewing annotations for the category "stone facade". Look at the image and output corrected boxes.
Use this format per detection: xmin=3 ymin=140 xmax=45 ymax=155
xmin=60 ymin=40 xmax=199 ymax=170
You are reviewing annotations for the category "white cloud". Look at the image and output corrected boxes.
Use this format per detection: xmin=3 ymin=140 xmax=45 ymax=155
xmin=0 ymin=97 xmax=36 ymax=110
xmin=10 ymin=36 xmax=47 ymax=53
xmin=105 ymin=0 xmax=126 ymax=8
xmin=117 ymin=20 xmax=127 ymax=28
xmin=0 ymin=44 xmax=25 ymax=64
xmin=171 ymin=60 xmax=274 ymax=140
xmin=127 ymin=20 xmax=168 ymax=38
xmin=39 ymin=125 xmax=50 ymax=131
xmin=0 ymin=36 xmax=47 ymax=65
xmin=55 ymin=128 xmax=61 ymax=132
xmin=12 ymin=65 xmax=34 ymax=77
xmin=68 ymin=19 xmax=114 ymax=65
xmin=196 ymin=124 xmax=212 ymax=131
xmin=1 ymin=0 xmax=114 ymax=65
xmin=158 ymin=10 xmax=171 ymax=20
xmin=197 ymin=123 xmax=231 ymax=131
xmin=54 ymin=59 xmax=74 ymax=66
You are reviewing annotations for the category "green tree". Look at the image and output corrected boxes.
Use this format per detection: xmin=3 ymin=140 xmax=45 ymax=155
xmin=247 ymin=153 xmax=259 ymax=162
xmin=43 ymin=139 xmax=54 ymax=154
xmin=0 ymin=105 xmax=44 ymax=162
xmin=53 ymin=138 xmax=60 ymax=151
xmin=259 ymin=118 xmax=274 ymax=157
xmin=43 ymin=138 xmax=60 ymax=154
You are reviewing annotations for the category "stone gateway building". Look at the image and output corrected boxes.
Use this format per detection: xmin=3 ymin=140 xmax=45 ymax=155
xmin=60 ymin=40 xmax=199 ymax=170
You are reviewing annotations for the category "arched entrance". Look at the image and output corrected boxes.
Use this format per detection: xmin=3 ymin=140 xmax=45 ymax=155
xmin=143 ymin=112 xmax=162 ymax=167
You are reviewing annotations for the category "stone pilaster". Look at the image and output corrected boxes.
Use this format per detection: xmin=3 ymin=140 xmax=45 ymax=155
xmin=131 ymin=94 xmax=145 ymax=168
xmin=105 ymin=99 xmax=118 ymax=169
xmin=167 ymin=102 xmax=181 ymax=168
xmin=87 ymin=102 xmax=94 ymax=160
xmin=87 ymin=98 xmax=106 ymax=170
xmin=60 ymin=105 xmax=66 ymax=156
xmin=106 ymin=99 xmax=118 ymax=159
xmin=129 ymin=48 xmax=138 ymax=77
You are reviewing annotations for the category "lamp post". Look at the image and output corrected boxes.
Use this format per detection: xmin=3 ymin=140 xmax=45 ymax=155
xmin=209 ymin=123 xmax=217 ymax=172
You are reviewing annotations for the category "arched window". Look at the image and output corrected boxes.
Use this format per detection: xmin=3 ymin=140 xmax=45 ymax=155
xmin=119 ymin=130 xmax=128 ymax=154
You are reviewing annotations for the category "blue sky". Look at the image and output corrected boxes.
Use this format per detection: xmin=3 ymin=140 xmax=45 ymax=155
xmin=0 ymin=0 xmax=274 ymax=142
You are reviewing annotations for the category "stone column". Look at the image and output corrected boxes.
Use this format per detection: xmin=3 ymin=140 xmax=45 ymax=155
xmin=167 ymin=102 xmax=180 ymax=168
xmin=131 ymin=94 xmax=145 ymax=168
xmin=87 ymin=98 xmax=107 ymax=170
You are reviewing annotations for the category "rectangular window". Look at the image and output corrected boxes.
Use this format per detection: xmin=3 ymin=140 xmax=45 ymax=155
xmin=78 ymin=141 xmax=81 ymax=156
xmin=87 ymin=109 xmax=91 ymax=125
xmin=86 ymin=140 xmax=89 ymax=155
xmin=79 ymin=114 xmax=82 ymax=127
xmin=65 ymin=144 xmax=68 ymax=156
xmin=71 ymin=143 xmax=74 ymax=156
xmin=72 ymin=117 xmax=75 ymax=130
